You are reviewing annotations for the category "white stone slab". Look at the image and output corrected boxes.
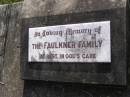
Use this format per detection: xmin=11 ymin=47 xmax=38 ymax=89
xmin=28 ymin=21 xmax=111 ymax=62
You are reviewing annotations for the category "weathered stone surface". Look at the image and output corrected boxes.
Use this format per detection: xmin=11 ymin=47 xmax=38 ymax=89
xmin=22 ymin=0 xmax=127 ymax=18
xmin=23 ymin=80 xmax=130 ymax=97
xmin=0 ymin=40 xmax=4 ymax=56
xmin=0 ymin=56 xmax=3 ymax=81
xmin=0 ymin=5 xmax=7 ymax=38
xmin=0 ymin=3 xmax=24 ymax=97
xmin=127 ymin=0 xmax=130 ymax=76
xmin=0 ymin=5 xmax=8 ymax=97
xmin=0 ymin=1 xmax=129 ymax=97
xmin=0 ymin=5 xmax=8 ymax=82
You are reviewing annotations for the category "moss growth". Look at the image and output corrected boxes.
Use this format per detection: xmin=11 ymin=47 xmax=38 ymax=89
xmin=0 ymin=0 xmax=22 ymax=4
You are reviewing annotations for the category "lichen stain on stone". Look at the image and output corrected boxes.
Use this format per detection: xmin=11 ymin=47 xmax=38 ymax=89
xmin=53 ymin=0 xmax=78 ymax=15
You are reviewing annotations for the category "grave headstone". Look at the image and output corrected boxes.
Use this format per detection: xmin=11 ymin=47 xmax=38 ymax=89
xmin=21 ymin=0 xmax=128 ymax=85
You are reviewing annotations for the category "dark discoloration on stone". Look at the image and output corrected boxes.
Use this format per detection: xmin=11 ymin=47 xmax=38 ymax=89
xmin=23 ymin=81 xmax=130 ymax=97
xmin=128 ymin=0 xmax=130 ymax=77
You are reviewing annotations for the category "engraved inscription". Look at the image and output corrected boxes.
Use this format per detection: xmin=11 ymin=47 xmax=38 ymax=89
xmin=28 ymin=21 xmax=111 ymax=62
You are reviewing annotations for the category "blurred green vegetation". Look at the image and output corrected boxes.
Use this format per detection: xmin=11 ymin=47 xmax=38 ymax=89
xmin=0 ymin=0 xmax=22 ymax=4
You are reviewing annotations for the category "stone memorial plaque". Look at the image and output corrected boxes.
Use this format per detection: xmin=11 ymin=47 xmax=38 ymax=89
xmin=21 ymin=6 xmax=127 ymax=85
xmin=28 ymin=21 xmax=111 ymax=62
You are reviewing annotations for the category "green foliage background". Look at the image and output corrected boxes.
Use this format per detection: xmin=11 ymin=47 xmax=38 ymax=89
xmin=0 ymin=0 xmax=22 ymax=4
